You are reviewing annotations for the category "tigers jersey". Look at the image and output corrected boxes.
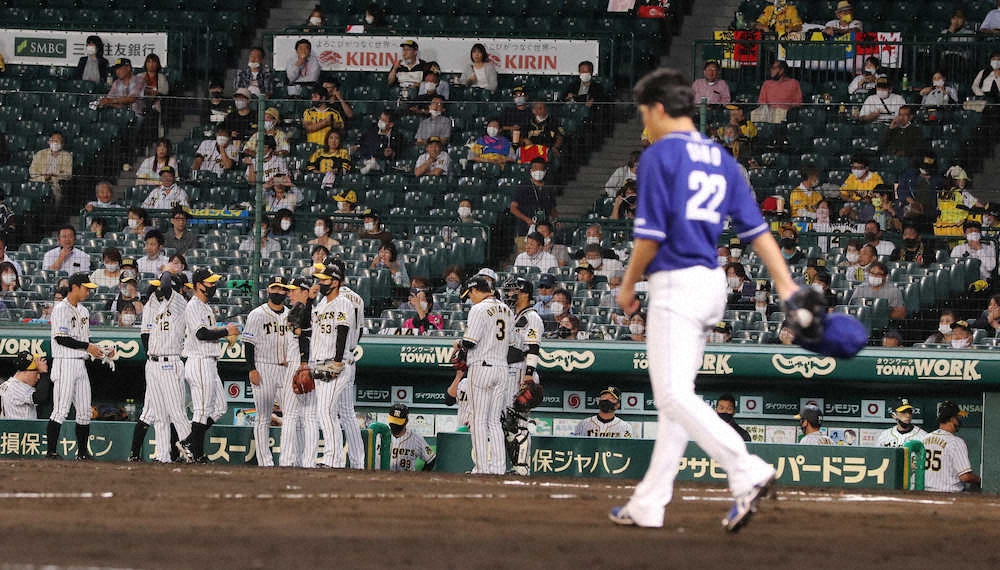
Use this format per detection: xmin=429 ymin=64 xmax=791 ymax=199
xmin=0 ymin=378 xmax=36 ymax=419
xmin=303 ymin=107 xmax=345 ymax=145
xmin=389 ymin=430 xmax=435 ymax=472
xmin=798 ymin=432 xmax=833 ymax=445
xmin=340 ymin=286 xmax=365 ymax=350
xmin=456 ymin=376 xmax=471 ymax=427
xmin=141 ymin=291 xmax=187 ymax=356
xmin=464 ymin=297 xmax=514 ymax=366
xmin=875 ymin=425 xmax=927 ymax=448
xmin=511 ymin=307 xmax=543 ymax=357
xmin=572 ymin=415 xmax=633 ymax=438
xmin=50 ymin=299 xmax=90 ymax=358
xmin=241 ymin=304 xmax=297 ymax=364
xmin=183 ymin=296 xmax=221 ymax=358
xmin=310 ymin=294 xmax=355 ymax=362
xmin=922 ymin=429 xmax=973 ymax=492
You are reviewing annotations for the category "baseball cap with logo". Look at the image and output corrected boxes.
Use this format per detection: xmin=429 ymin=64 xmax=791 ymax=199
xmin=113 ymin=57 xmax=132 ymax=69
xmin=312 ymin=263 xmax=343 ymax=282
xmin=574 ymin=263 xmax=595 ymax=274
xmin=894 ymin=398 xmax=915 ymax=413
xmin=265 ymin=107 xmax=281 ymax=121
xmin=537 ymin=273 xmax=556 ymax=288
xmin=399 ymin=39 xmax=419 ymax=49
xmin=16 ymin=350 xmax=44 ymax=372
xmin=951 ymin=320 xmax=971 ymax=332
xmin=333 ymin=189 xmax=358 ymax=204
xmin=794 ymin=404 xmax=822 ymax=424
xmin=290 ymin=277 xmax=311 ymax=290
xmin=192 ymin=268 xmax=222 ymax=284
xmin=159 ymin=165 xmax=176 ymax=176
xmin=268 ymin=276 xmax=298 ymax=290
xmin=599 ymin=386 xmax=622 ymax=402
xmin=388 ymin=402 xmax=410 ymax=424
xmin=806 ymin=257 xmax=826 ymax=269
xmin=69 ymin=272 xmax=98 ymax=290
xmin=713 ymin=321 xmax=733 ymax=334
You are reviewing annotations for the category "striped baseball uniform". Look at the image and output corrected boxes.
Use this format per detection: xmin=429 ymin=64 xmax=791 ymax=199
xmin=875 ymin=425 xmax=927 ymax=448
xmin=798 ymin=432 xmax=833 ymax=445
xmin=389 ymin=430 xmax=436 ymax=472
xmin=311 ymin=292 xmax=357 ymax=468
xmin=922 ymin=429 xmax=973 ymax=492
xmin=0 ymin=378 xmax=37 ymax=419
xmin=183 ymin=296 xmax=227 ymax=424
xmin=507 ymin=307 xmax=543 ymax=403
xmin=456 ymin=376 xmax=471 ymax=428
xmin=465 ymin=296 xmax=514 ymax=474
xmin=50 ymin=299 xmax=93 ymax=426
xmin=242 ymin=302 xmax=297 ymax=467
xmin=332 ymin=286 xmax=365 ymax=469
xmin=141 ymin=291 xmax=192 ymax=461
xmin=279 ymin=300 xmax=316 ymax=468
xmin=572 ymin=415 xmax=634 ymax=438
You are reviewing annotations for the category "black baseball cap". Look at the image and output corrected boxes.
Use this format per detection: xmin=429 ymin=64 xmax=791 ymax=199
xmin=69 ymin=272 xmax=97 ymax=290
xmin=794 ymin=404 xmax=822 ymax=424
xmin=574 ymin=263 xmax=595 ymax=274
xmin=713 ymin=321 xmax=733 ymax=334
xmin=268 ymin=276 xmax=299 ymax=290
xmin=599 ymin=386 xmax=622 ymax=402
xmin=159 ymin=165 xmax=176 ymax=176
xmin=16 ymin=350 xmax=43 ymax=372
xmin=894 ymin=398 xmax=915 ymax=413
xmin=290 ymin=277 xmax=311 ymax=289
xmin=537 ymin=274 xmax=556 ymax=288
xmin=192 ymin=268 xmax=222 ymax=284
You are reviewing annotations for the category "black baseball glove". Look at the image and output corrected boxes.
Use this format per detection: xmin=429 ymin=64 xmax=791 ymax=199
xmin=782 ymin=287 xmax=827 ymax=344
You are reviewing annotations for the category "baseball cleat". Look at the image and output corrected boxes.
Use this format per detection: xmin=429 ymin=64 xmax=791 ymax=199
xmin=608 ymin=506 xmax=636 ymax=526
xmin=76 ymin=454 xmax=92 ymax=462
xmin=722 ymin=475 xmax=776 ymax=534
xmin=175 ymin=441 xmax=194 ymax=464
xmin=45 ymin=452 xmax=60 ymax=460
xmin=128 ymin=454 xmax=142 ymax=463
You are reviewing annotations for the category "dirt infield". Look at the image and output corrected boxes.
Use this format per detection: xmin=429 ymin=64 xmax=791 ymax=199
xmin=0 ymin=460 xmax=997 ymax=570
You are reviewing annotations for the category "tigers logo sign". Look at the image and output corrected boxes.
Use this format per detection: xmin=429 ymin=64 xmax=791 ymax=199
xmin=771 ymin=354 xmax=837 ymax=378
xmin=540 ymin=349 xmax=595 ymax=372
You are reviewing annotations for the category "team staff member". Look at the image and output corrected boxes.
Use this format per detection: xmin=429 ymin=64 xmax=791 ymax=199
xmin=131 ymin=272 xmax=192 ymax=463
xmin=242 ymin=276 xmax=299 ymax=467
xmin=610 ymin=68 xmax=797 ymax=533
xmin=876 ymin=398 xmax=927 ymax=447
xmin=387 ymin=403 xmax=436 ymax=472
xmin=572 ymin=386 xmax=633 ymax=438
xmin=454 ymin=276 xmax=513 ymax=475
xmin=178 ymin=269 xmax=240 ymax=463
xmin=794 ymin=405 xmax=832 ymax=445
xmin=46 ymin=273 xmax=112 ymax=460
xmin=716 ymin=393 xmax=751 ymax=442
xmin=0 ymin=351 xmax=50 ymax=419
xmin=923 ymin=401 xmax=981 ymax=492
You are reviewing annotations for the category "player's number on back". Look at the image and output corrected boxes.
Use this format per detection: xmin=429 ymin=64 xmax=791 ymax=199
xmin=496 ymin=319 xmax=506 ymax=341
xmin=686 ymin=170 xmax=727 ymax=224
xmin=925 ymin=449 xmax=942 ymax=471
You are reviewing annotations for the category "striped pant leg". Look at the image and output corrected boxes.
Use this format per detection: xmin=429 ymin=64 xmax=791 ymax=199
xmin=314 ymin=377 xmax=337 ymax=466
xmin=165 ymin=362 xmax=191 ymax=441
xmin=71 ymin=361 xmax=91 ymax=426
xmin=207 ymin=362 xmax=227 ymax=422
xmin=333 ymin=364 xmax=364 ymax=469
xmin=252 ymin=363 xmax=282 ymax=467
xmin=469 ymin=364 xmax=504 ymax=474
xmin=487 ymin=366 xmax=508 ymax=474
xmin=278 ymin=366 xmax=299 ymax=467
xmin=144 ymin=360 xmax=178 ymax=461
xmin=49 ymin=359 xmax=76 ymax=424
xmin=185 ymin=358 xmax=210 ymax=424
xmin=298 ymin=390 xmax=319 ymax=468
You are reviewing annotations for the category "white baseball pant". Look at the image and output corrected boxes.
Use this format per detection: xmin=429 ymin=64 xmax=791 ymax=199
xmin=469 ymin=362 xmax=508 ymax=475
xmin=50 ymin=358 xmax=91 ymax=425
xmin=185 ymin=357 xmax=227 ymax=424
xmin=332 ymin=363 xmax=364 ymax=469
xmin=142 ymin=357 xmax=192 ymax=462
xmin=252 ymin=362 xmax=286 ymax=467
xmin=624 ymin=267 xmax=774 ymax=527
xmin=315 ymin=370 xmax=349 ymax=468
xmin=277 ymin=366 xmax=300 ymax=467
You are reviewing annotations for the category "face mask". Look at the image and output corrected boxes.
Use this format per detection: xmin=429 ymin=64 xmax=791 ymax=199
xmin=780 ymin=238 xmax=797 ymax=249
xmin=264 ymin=120 xmax=276 ymax=131
xmin=579 ymin=73 xmax=592 ymax=83
xmin=586 ymin=236 xmax=600 ymax=245
xmin=121 ymin=313 xmax=136 ymax=326
xmin=709 ymin=332 xmax=726 ymax=343
xmin=248 ymin=61 xmax=261 ymax=70
xmin=318 ymin=282 xmax=333 ymax=296
xmin=429 ymin=109 xmax=441 ymax=117
xmin=268 ymin=292 xmax=287 ymax=305
xmin=365 ymin=14 xmax=375 ymax=23
xmin=514 ymin=96 xmax=527 ymax=105
xmin=588 ymin=257 xmax=603 ymax=269
xmin=717 ymin=412 xmax=734 ymax=423
xmin=105 ymin=263 xmax=119 ymax=272
xmin=629 ymin=323 xmax=644 ymax=335
xmin=876 ymin=89 xmax=889 ymax=99
xmin=952 ymin=338 xmax=971 ymax=349
xmin=425 ymin=83 xmax=438 ymax=93
xmin=128 ymin=218 xmax=139 ymax=228
xmin=309 ymin=16 xmax=322 ymax=24
xmin=550 ymin=301 xmax=564 ymax=315
xmin=446 ymin=278 xmax=461 ymax=290
xmin=993 ymin=60 xmax=1000 ymax=70
xmin=851 ymin=168 xmax=866 ymax=179
xmin=234 ymin=98 xmax=248 ymax=110
xmin=538 ymin=294 xmax=553 ymax=303
xmin=731 ymin=248 xmax=743 ymax=259
xmin=903 ymin=238 xmax=919 ymax=248
xmin=846 ymin=251 xmax=859 ymax=263
xmin=530 ymin=170 xmax=546 ymax=182
xmin=210 ymin=91 xmax=223 ymax=99
xmin=377 ymin=120 xmax=388 ymax=131
xmin=216 ymin=135 xmax=230 ymax=146
xmin=534 ymin=114 xmax=547 ymax=122
xmin=864 ymin=66 xmax=876 ymax=74
xmin=202 ymin=285 xmax=217 ymax=300
xmin=840 ymin=13 xmax=852 ymax=22
xmin=486 ymin=126 xmax=499 ymax=137
xmin=868 ymin=276 xmax=883 ymax=287
xmin=1 ymin=273 xmax=15 ymax=285
xmin=314 ymin=225 xmax=326 ymax=237
xmin=364 ymin=222 xmax=375 ymax=232
xmin=933 ymin=79 xmax=945 ymax=87
xmin=967 ymin=232 xmax=981 ymax=242
xmin=717 ymin=255 xmax=728 ymax=267
xmin=727 ymin=276 xmax=742 ymax=289
xmin=811 ymin=283 xmax=825 ymax=294
xmin=597 ymin=400 xmax=616 ymax=413
xmin=279 ymin=219 xmax=292 ymax=231
xmin=939 ymin=323 xmax=953 ymax=335
xmin=86 ymin=45 xmax=97 ymax=56
xmin=49 ymin=142 xmax=62 ymax=153
xmin=723 ymin=135 xmax=735 ymax=144
xmin=557 ymin=326 xmax=572 ymax=338
xmin=417 ymin=300 xmax=428 ymax=312
xmin=458 ymin=206 xmax=472 ymax=218
xmin=389 ymin=423 xmax=404 ymax=436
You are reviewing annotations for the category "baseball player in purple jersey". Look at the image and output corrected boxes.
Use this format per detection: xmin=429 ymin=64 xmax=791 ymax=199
xmin=609 ymin=69 xmax=797 ymax=533
xmin=46 ymin=273 xmax=115 ymax=460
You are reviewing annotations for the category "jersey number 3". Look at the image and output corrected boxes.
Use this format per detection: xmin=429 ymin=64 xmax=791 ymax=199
xmin=686 ymin=171 xmax=727 ymax=224
xmin=496 ymin=319 xmax=506 ymax=341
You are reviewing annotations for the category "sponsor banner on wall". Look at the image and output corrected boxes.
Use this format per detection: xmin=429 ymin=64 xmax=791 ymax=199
xmin=0 ymin=29 xmax=169 ymax=67
xmin=271 ymin=35 xmax=600 ymax=75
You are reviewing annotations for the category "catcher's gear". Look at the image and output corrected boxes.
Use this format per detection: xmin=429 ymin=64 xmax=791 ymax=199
xmin=782 ymin=287 xmax=826 ymax=344
xmin=502 ymin=276 xmax=533 ymax=308
xmin=798 ymin=312 xmax=868 ymax=358
xmin=450 ymin=345 xmax=468 ymax=372
xmin=501 ymin=407 xmax=532 ymax=476
xmin=311 ymin=360 xmax=344 ymax=382
xmin=460 ymin=275 xmax=493 ymax=300
xmin=513 ymin=381 xmax=544 ymax=412
xmin=292 ymin=365 xmax=315 ymax=394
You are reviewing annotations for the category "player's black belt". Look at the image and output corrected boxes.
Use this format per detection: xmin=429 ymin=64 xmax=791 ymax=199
xmin=54 ymin=357 xmax=86 ymax=360
xmin=149 ymin=355 xmax=181 ymax=362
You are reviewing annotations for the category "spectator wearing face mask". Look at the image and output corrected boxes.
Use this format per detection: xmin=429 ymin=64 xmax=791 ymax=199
xmin=470 ymin=118 xmax=514 ymax=164
xmin=812 ymin=271 xmax=838 ymax=309
xmin=416 ymin=68 xmax=449 ymax=101
xmin=789 ymin=167 xmax=822 ymax=217
xmin=838 ymin=239 xmax=862 ymax=268
xmin=309 ymin=217 xmax=338 ymax=249
xmin=890 ymin=224 xmax=929 ymax=265
xmin=29 ymin=131 xmax=73 ymax=203
xmin=850 ymin=261 xmax=906 ymax=319
xmin=863 ymin=219 xmax=896 ymax=256
xmin=402 ymin=289 xmax=443 ymax=334
xmin=611 ymin=180 xmax=638 ymax=220
xmin=76 ymin=35 xmax=110 ymax=84
xmin=848 ymin=56 xmax=885 ymax=95
xmin=502 ymin=86 xmax=533 ymax=141
xmin=724 ymin=262 xmax=756 ymax=304
xmin=716 ymin=393 xmax=751 ymax=442
xmin=358 ymin=110 xmax=402 ymax=173
xmin=824 ymin=1 xmax=862 ymax=36
xmin=369 ymin=241 xmax=408 ymax=287
xmin=757 ymin=60 xmax=802 ymax=111
xmin=926 ymin=309 xmax=957 ymax=344
xmin=581 ymin=243 xmax=624 ymax=279
xmin=234 ymin=47 xmax=272 ymax=97
xmin=270 ymin=209 xmax=295 ymax=237
xmin=778 ymin=227 xmax=804 ymax=263
xmin=439 ymin=266 xmax=464 ymax=300
xmin=223 ymin=88 xmax=257 ymax=143
xmin=244 ymin=108 xmax=290 ymax=157
xmin=111 ymin=276 xmax=143 ymax=317
xmin=948 ymin=320 xmax=974 ymax=349
xmin=604 ymin=151 xmax=640 ymax=198
xmin=708 ymin=321 xmax=733 ymax=343
xmin=628 ymin=312 xmax=646 ymax=342
xmin=202 ymin=80 xmax=231 ymax=125
xmin=794 ymin=405 xmax=832 ymax=445
xmin=0 ymin=261 xmax=20 ymax=292
xmin=510 ymin=158 xmax=558 ymax=240
xmin=860 ymin=78 xmax=905 ymax=124
xmin=920 ymin=70 xmax=959 ymax=106
xmin=549 ymin=313 xmax=582 ymax=340
xmin=533 ymin=274 xmax=558 ymax=319
xmin=534 ymin=221 xmax=570 ymax=267
xmin=90 ymin=247 xmax=123 ymax=289
xmin=541 ymin=286 xmax=572 ymax=333
xmin=264 ymin=174 xmax=300 ymax=212
xmin=244 ymin=136 xmax=288 ymax=185
xmin=951 ymin=220 xmax=996 ymax=281
xmin=414 ymin=97 xmax=451 ymax=146
xmin=358 ymin=210 xmax=394 ymax=244
xmin=303 ymin=87 xmax=345 ymax=146
xmin=840 ymin=154 xmax=884 ymax=203
xmin=193 ymin=124 xmax=239 ymax=175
